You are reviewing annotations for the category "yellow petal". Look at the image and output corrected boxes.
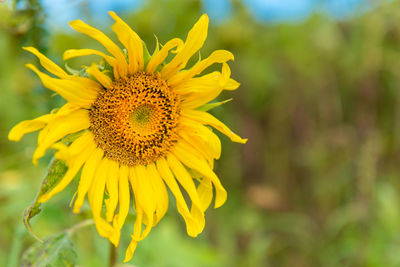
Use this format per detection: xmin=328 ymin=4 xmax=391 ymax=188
xmin=197 ymin=176 xmax=213 ymax=211
xmin=52 ymin=131 xmax=92 ymax=161
xmin=178 ymin=119 xmax=221 ymax=161
xmin=54 ymin=131 xmax=93 ymax=161
xmin=23 ymin=47 xmax=68 ymax=78
xmin=128 ymin=167 xmax=153 ymax=241
xmin=128 ymin=167 xmax=139 ymax=210
xmin=109 ymin=164 xmax=131 ymax=246
xmin=38 ymin=134 xmax=96 ymax=203
xmin=113 ymin=164 xmax=130 ymax=230
xmin=156 ymin=157 xmax=198 ymax=237
xmin=70 ymin=75 xmax=103 ymax=91
xmin=33 ymin=109 xmax=90 ymax=164
xmin=182 ymin=109 xmax=247 ymax=144
xmin=85 ymin=63 xmax=112 ymax=88
xmin=225 ymin=78 xmax=240 ymax=91
xmin=180 ymin=89 xmax=223 ymax=110
xmin=8 ymin=114 xmax=53 ymax=142
xmin=109 ymin=11 xmax=144 ymax=74
xmin=73 ymin=147 xmax=104 ymax=213
xmin=88 ymin=158 xmax=115 ymax=239
xmin=63 ymin=48 xmax=117 ymax=69
xmin=26 ymin=64 xmax=98 ymax=107
xmin=173 ymin=64 xmax=238 ymax=107
xmin=175 ymin=64 xmax=238 ymax=110
xmin=147 ymin=163 xmax=169 ymax=224
xmin=146 ymin=38 xmax=184 ymax=73
xmin=123 ymin=170 xmax=145 ymax=262
xmin=160 ymin=14 xmax=209 ymax=79
xmin=105 ymin=160 xmax=119 ymax=222
xmin=173 ymin=140 xmax=227 ymax=208
xmin=221 ymin=62 xmax=240 ymax=90
xmin=166 ymin=154 xmax=205 ymax=235
xmin=173 ymin=71 xmax=222 ymax=95
xmin=132 ymin=165 xmax=155 ymax=236
xmin=168 ymin=50 xmax=233 ymax=86
xmin=123 ymin=211 xmax=143 ymax=262
xmin=179 ymin=131 xmax=213 ymax=164
xmin=69 ymin=19 xmax=128 ymax=78
xmin=173 ymin=71 xmax=224 ymax=110
xmin=10 ymin=103 xmax=81 ymax=142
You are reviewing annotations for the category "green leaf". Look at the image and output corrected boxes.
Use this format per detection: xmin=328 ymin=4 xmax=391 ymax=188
xmin=20 ymin=232 xmax=77 ymax=267
xmin=197 ymin=99 xmax=233 ymax=112
xmin=23 ymin=159 xmax=68 ymax=242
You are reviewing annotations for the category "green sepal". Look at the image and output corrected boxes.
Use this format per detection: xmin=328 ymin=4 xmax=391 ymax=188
xmin=143 ymin=40 xmax=152 ymax=67
xmin=197 ymin=99 xmax=233 ymax=112
xmin=100 ymin=59 xmax=114 ymax=80
xmin=61 ymin=130 xmax=86 ymax=145
xmin=64 ymin=63 xmax=87 ymax=77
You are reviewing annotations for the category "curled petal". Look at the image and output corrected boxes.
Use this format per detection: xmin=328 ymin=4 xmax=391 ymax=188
xmin=69 ymin=19 xmax=128 ymax=78
xmin=33 ymin=109 xmax=90 ymax=164
xmin=123 ymin=210 xmax=143 ymax=262
xmin=113 ymin=165 xmax=131 ymax=231
xmin=8 ymin=114 xmax=53 ymax=142
xmin=167 ymin=154 xmax=205 ymax=235
xmin=168 ymin=50 xmax=234 ymax=86
xmin=86 ymin=63 xmax=112 ymax=88
xmin=9 ymin=103 xmax=81 ymax=142
xmin=105 ymin=160 xmax=119 ymax=222
xmin=146 ymin=38 xmax=184 ymax=73
xmin=88 ymin=158 xmax=115 ymax=240
xmin=182 ymin=109 xmax=247 ymax=144
xmin=63 ymin=48 xmax=117 ymax=70
xmin=173 ymin=71 xmax=222 ymax=95
xmin=173 ymin=141 xmax=227 ymax=208
xmin=221 ymin=62 xmax=240 ymax=90
xmin=156 ymin=157 xmax=198 ymax=236
xmin=197 ymin=177 xmax=213 ymax=211
xmin=23 ymin=47 xmax=68 ymax=78
xmin=147 ymin=163 xmax=169 ymax=224
xmin=26 ymin=64 xmax=98 ymax=107
xmin=73 ymin=147 xmax=104 ymax=213
xmin=109 ymin=11 xmax=144 ymax=74
xmin=161 ymin=14 xmax=209 ymax=79
xmin=179 ymin=118 xmax=221 ymax=161
xmin=38 ymin=133 xmax=97 ymax=203
xmin=133 ymin=165 xmax=155 ymax=234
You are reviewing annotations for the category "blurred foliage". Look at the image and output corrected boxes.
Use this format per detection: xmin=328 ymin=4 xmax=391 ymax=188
xmin=21 ymin=232 xmax=77 ymax=267
xmin=2 ymin=0 xmax=400 ymax=266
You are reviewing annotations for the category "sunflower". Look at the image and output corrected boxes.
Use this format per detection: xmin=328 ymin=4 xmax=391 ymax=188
xmin=9 ymin=12 xmax=246 ymax=262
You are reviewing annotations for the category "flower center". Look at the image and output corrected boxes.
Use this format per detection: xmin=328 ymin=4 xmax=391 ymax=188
xmin=132 ymin=105 xmax=153 ymax=125
xmin=89 ymin=72 xmax=180 ymax=166
xmin=129 ymin=104 xmax=158 ymax=135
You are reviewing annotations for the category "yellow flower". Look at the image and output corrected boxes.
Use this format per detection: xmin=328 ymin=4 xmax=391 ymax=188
xmin=9 ymin=12 xmax=246 ymax=262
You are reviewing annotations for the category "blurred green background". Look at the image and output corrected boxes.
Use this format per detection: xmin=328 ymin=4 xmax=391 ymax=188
xmin=2 ymin=0 xmax=400 ymax=266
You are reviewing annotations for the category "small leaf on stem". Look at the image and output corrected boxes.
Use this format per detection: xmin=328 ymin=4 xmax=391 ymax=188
xmin=23 ymin=158 xmax=68 ymax=242
xmin=21 ymin=232 xmax=77 ymax=267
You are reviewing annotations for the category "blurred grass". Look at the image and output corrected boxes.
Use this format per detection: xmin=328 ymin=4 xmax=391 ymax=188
xmin=3 ymin=0 xmax=400 ymax=266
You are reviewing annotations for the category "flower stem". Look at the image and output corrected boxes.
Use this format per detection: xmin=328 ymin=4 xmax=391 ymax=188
xmin=109 ymin=242 xmax=117 ymax=267
xmin=65 ymin=219 xmax=94 ymax=236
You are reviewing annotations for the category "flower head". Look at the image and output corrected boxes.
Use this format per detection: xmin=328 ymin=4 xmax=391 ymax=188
xmin=9 ymin=12 xmax=246 ymax=262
